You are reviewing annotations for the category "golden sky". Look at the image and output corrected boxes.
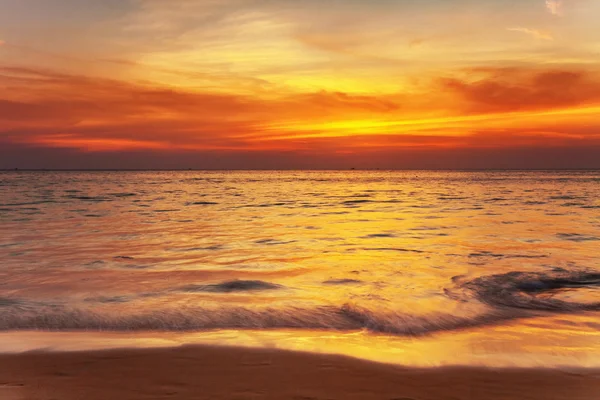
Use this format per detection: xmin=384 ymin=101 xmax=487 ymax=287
xmin=1 ymin=0 xmax=600 ymax=168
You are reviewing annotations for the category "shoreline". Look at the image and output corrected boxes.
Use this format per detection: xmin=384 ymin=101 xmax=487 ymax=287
xmin=1 ymin=345 xmax=599 ymax=400
xmin=1 ymin=326 xmax=600 ymax=369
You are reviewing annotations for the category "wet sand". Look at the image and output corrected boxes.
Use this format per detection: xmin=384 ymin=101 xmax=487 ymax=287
xmin=1 ymin=345 xmax=599 ymax=400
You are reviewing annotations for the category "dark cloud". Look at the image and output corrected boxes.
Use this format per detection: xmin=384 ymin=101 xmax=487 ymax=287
xmin=3 ymin=140 xmax=600 ymax=170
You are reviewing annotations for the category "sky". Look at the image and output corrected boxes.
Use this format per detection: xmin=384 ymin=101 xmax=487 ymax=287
xmin=1 ymin=0 xmax=600 ymax=169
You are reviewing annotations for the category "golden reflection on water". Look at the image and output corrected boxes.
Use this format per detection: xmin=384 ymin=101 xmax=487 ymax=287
xmin=1 ymin=171 xmax=600 ymax=366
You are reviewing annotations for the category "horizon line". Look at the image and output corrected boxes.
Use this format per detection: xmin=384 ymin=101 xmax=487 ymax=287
xmin=2 ymin=168 xmax=600 ymax=172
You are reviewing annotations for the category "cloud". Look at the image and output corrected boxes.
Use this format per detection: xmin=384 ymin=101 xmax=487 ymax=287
xmin=0 ymin=66 xmax=408 ymax=152
xmin=2 ymin=64 xmax=600 ymax=169
xmin=0 ymin=40 xmax=5 ymax=46
xmin=0 ymin=67 xmax=265 ymax=150
xmin=291 ymin=92 xmax=400 ymax=113
xmin=546 ymin=0 xmax=563 ymax=15
xmin=440 ymin=67 xmax=600 ymax=113
xmin=507 ymin=27 xmax=553 ymax=40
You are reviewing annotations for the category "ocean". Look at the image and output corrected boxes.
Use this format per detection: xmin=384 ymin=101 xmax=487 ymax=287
xmin=1 ymin=170 xmax=600 ymax=367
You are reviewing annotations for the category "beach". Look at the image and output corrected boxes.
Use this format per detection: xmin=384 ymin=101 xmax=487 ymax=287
xmin=1 ymin=344 xmax=599 ymax=400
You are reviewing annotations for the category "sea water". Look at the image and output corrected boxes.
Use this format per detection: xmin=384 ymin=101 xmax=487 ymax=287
xmin=1 ymin=171 xmax=599 ymax=366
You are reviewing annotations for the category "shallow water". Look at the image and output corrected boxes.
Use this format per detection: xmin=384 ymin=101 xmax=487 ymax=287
xmin=1 ymin=171 xmax=600 ymax=365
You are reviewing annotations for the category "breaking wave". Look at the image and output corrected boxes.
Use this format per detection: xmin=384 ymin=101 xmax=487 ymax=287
xmin=0 ymin=270 xmax=597 ymax=335
xmin=0 ymin=300 xmax=517 ymax=335
xmin=456 ymin=269 xmax=600 ymax=312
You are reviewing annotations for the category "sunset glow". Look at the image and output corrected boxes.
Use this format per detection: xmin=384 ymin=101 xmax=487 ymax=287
xmin=1 ymin=0 xmax=600 ymax=168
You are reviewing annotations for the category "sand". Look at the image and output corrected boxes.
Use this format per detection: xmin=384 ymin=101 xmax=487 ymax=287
xmin=1 ymin=345 xmax=599 ymax=400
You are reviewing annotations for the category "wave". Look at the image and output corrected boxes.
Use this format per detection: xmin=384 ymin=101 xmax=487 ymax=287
xmin=0 ymin=298 xmax=20 ymax=307
xmin=455 ymin=269 xmax=600 ymax=312
xmin=0 ymin=270 xmax=597 ymax=335
xmin=179 ymin=280 xmax=283 ymax=293
xmin=0 ymin=300 xmax=518 ymax=335
xmin=186 ymin=201 xmax=218 ymax=206
xmin=556 ymin=233 xmax=600 ymax=242
xmin=323 ymin=279 xmax=363 ymax=285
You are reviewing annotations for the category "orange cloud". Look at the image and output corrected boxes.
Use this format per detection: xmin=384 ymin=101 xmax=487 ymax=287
xmin=2 ymin=64 xmax=600 ymax=164
xmin=439 ymin=68 xmax=600 ymax=113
